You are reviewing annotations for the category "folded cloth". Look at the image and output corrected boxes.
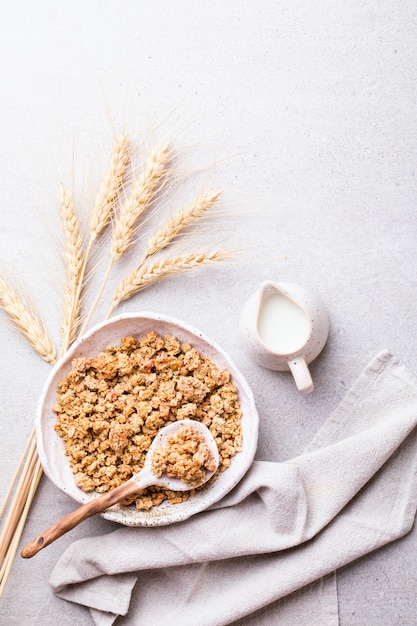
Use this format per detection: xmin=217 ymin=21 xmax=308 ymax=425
xmin=50 ymin=351 xmax=417 ymax=625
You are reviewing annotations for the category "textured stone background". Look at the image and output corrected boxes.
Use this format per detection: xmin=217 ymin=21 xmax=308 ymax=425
xmin=1 ymin=1 xmax=416 ymax=623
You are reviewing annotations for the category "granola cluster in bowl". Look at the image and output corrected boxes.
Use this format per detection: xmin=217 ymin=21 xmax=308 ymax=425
xmin=36 ymin=312 xmax=259 ymax=526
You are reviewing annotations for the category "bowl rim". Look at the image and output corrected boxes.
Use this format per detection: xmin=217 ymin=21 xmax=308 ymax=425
xmin=36 ymin=311 xmax=259 ymax=526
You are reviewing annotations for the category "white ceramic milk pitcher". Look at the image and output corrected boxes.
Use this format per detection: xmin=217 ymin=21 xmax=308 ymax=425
xmin=240 ymin=281 xmax=329 ymax=394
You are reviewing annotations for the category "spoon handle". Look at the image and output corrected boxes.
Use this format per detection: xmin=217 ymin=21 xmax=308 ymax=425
xmin=21 ymin=479 xmax=140 ymax=558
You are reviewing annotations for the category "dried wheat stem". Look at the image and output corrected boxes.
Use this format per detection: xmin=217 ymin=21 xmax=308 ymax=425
xmin=0 ymin=459 xmax=42 ymax=597
xmin=79 ymin=258 xmax=113 ymax=335
xmin=59 ymin=185 xmax=85 ymax=352
xmin=141 ymin=190 xmax=222 ymax=263
xmin=110 ymin=143 xmax=171 ymax=262
xmin=108 ymin=250 xmax=229 ymax=316
xmin=0 ymin=430 xmax=35 ymax=521
xmin=0 ymin=435 xmax=37 ymax=565
xmin=89 ymin=133 xmax=131 ymax=241
xmin=0 ymin=275 xmax=56 ymax=364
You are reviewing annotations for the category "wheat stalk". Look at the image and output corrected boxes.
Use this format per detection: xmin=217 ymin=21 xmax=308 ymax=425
xmin=0 ymin=431 xmax=35 ymax=521
xmin=108 ymin=250 xmax=229 ymax=315
xmin=0 ymin=434 xmax=37 ymax=563
xmin=89 ymin=133 xmax=131 ymax=241
xmin=0 ymin=439 xmax=42 ymax=597
xmin=110 ymin=142 xmax=171 ymax=262
xmin=80 ymin=143 xmax=171 ymax=333
xmin=59 ymin=185 xmax=85 ymax=351
xmin=0 ymin=275 xmax=56 ymax=364
xmin=141 ymin=190 xmax=222 ymax=263
xmin=69 ymin=134 xmax=131 ymax=341
xmin=0 ymin=431 xmax=38 ymax=594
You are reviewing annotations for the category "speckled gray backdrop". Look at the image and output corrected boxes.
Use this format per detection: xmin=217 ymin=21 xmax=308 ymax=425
xmin=1 ymin=1 xmax=416 ymax=623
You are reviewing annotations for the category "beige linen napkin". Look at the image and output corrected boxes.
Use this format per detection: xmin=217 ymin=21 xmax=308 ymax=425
xmin=50 ymin=351 xmax=417 ymax=625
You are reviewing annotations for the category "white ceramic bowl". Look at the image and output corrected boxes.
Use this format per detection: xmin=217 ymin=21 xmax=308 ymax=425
xmin=36 ymin=312 xmax=259 ymax=526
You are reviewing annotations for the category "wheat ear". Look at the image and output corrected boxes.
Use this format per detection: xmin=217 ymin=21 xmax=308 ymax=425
xmin=74 ymin=134 xmax=131 ymax=339
xmin=89 ymin=132 xmax=131 ymax=241
xmin=81 ymin=143 xmax=171 ymax=332
xmin=59 ymin=184 xmax=85 ymax=351
xmin=110 ymin=142 xmax=171 ymax=262
xmin=141 ymin=190 xmax=222 ymax=263
xmin=108 ymin=250 xmax=229 ymax=315
xmin=0 ymin=274 xmax=56 ymax=364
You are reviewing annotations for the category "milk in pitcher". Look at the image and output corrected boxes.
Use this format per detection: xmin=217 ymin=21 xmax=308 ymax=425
xmin=257 ymin=293 xmax=310 ymax=355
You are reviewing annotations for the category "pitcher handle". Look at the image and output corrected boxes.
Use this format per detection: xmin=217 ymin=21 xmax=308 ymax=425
xmin=288 ymin=357 xmax=314 ymax=394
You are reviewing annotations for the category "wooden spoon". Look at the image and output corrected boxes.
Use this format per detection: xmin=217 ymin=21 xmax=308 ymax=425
xmin=21 ymin=419 xmax=219 ymax=558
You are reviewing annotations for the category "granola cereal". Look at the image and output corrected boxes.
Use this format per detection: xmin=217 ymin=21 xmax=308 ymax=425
xmin=53 ymin=330 xmax=242 ymax=510
xmin=151 ymin=423 xmax=218 ymax=488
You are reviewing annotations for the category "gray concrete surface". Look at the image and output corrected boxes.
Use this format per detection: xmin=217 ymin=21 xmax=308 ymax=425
xmin=1 ymin=1 xmax=416 ymax=623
